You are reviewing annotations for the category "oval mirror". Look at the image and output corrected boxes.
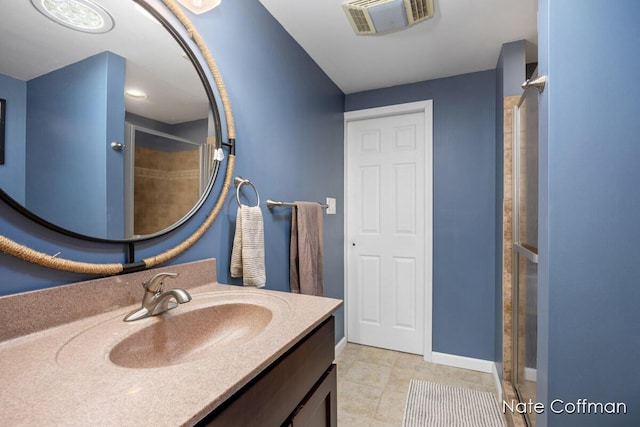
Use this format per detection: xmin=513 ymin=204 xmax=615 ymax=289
xmin=0 ymin=0 xmax=222 ymax=242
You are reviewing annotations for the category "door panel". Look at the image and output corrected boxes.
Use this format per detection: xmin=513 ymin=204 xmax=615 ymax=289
xmin=347 ymin=111 xmax=428 ymax=355
xmin=359 ymin=255 xmax=381 ymax=325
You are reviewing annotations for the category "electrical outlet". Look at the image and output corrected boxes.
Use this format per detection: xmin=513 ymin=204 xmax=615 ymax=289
xmin=326 ymin=197 xmax=336 ymax=215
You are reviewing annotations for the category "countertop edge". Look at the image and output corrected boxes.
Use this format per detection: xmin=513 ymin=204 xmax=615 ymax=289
xmin=0 ymin=278 xmax=343 ymax=427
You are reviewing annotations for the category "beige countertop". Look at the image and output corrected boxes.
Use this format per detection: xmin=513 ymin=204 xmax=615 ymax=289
xmin=0 ymin=259 xmax=342 ymax=426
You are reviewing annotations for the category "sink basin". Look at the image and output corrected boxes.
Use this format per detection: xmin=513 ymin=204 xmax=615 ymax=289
xmin=109 ymin=303 xmax=272 ymax=369
xmin=54 ymin=290 xmax=291 ymax=371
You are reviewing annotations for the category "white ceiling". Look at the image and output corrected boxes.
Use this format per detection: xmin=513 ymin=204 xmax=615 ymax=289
xmin=0 ymin=0 xmax=209 ymax=124
xmin=1 ymin=0 xmax=538 ymax=121
xmin=258 ymin=0 xmax=538 ymax=94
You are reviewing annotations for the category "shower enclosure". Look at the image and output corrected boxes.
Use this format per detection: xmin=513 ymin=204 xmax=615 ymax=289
xmin=512 ymin=73 xmax=544 ymax=427
xmin=124 ymin=123 xmax=206 ymax=238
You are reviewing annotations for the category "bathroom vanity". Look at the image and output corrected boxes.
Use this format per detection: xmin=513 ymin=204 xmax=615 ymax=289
xmin=200 ymin=316 xmax=337 ymax=427
xmin=0 ymin=259 xmax=342 ymax=426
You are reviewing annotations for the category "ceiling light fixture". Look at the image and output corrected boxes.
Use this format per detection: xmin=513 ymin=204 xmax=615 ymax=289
xmin=343 ymin=0 xmax=434 ymax=35
xmin=125 ymin=89 xmax=148 ymax=99
xmin=175 ymin=0 xmax=221 ymax=15
xmin=31 ymin=0 xmax=114 ymax=34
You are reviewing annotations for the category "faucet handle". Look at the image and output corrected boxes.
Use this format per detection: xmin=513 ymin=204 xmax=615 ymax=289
xmin=143 ymin=272 xmax=179 ymax=293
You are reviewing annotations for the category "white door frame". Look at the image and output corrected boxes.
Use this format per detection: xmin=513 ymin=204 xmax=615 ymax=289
xmin=343 ymin=100 xmax=433 ymax=361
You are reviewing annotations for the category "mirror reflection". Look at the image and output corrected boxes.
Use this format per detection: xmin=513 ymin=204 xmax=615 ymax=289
xmin=0 ymin=0 xmax=220 ymax=240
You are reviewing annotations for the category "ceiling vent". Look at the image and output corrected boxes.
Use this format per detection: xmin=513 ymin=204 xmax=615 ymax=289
xmin=342 ymin=0 xmax=434 ymax=35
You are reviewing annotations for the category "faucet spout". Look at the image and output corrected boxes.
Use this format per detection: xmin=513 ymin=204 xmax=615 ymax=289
xmin=149 ymin=288 xmax=192 ymax=316
xmin=123 ymin=272 xmax=192 ymax=322
xmin=162 ymin=288 xmax=191 ymax=304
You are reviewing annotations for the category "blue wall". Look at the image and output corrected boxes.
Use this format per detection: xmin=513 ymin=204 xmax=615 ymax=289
xmin=104 ymin=54 xmax=126 ymax=239
xmin=25 ymin=52 xmax=125 ymax=238
xmin=185 ymin=0 xmax=346 ymax=339
xmin=346 ymin=70 xmax=497 ymax=360
xmin=4 ymin=2 xmax=639 ymax=419
xmin=0 ymin=0 xmax=346 ymax=342
xmin=537 ymin=1 xmax=640 ymax=426
xmin=0 ymin=74 xmax=27 ymax=203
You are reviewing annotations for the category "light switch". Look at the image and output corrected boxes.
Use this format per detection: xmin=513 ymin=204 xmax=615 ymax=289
xmin=326 ymin=197 xmax=336 ymax=215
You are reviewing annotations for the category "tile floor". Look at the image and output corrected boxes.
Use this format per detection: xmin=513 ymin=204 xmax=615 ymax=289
xmin=336 ymin=343 xmax=499 ymax=426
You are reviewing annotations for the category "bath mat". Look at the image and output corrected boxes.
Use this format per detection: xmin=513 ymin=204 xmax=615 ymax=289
xmin=402 ymin=379 xmax=505 ymax=427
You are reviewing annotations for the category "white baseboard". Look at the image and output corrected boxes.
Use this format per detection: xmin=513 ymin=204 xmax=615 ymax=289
xmin=432 ymin=352 xmax=503 ymax=399
xmin=524 ymin=367 xmax=537 ymax=382
xmin=335 ymin=336 xmax=347 ymax=358
xmin=492 ymin=362 xmax=504 ymax=402
xmin=432 ymin=351 xmax=494 ymax=373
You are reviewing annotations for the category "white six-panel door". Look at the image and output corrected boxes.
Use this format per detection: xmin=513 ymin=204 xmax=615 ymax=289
xmin=345 ymin=101 xmax=432 ymax=356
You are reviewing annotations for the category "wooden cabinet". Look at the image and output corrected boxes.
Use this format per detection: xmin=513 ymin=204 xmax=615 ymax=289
xmin=284 ymin=364 xmax=337 ymax=427
xmin=198 ymin=316 xmax=336 ymax=427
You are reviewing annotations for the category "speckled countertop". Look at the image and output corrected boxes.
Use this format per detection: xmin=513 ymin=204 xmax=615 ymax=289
xmin=0 ymin=259 xmax=342 ymax=426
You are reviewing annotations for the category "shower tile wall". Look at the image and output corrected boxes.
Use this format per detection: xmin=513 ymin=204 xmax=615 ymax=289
xmin=134 ymin=145 xmax=200 ymax=235
xmin=502 ymin=95 xmax=527 ymax=427
xmin=502 ymin=95 xmax=519 ymax=383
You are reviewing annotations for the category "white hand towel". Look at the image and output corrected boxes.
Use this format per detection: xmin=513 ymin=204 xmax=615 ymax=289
xmin=230 ymin=205 xmax=266 ymax=287
xmin=230 ymin=207 xmax=244 ymax=278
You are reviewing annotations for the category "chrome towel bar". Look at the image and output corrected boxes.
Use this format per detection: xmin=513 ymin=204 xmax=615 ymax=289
xmin=267 ymin=199 xmax=328 ymax=210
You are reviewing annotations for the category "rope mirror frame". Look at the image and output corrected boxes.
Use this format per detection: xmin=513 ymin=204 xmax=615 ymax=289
xmin=0 ymin=0 xmax=236 ymax=275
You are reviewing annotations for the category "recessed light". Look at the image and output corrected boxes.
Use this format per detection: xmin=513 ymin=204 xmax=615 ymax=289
xmin=176 ymin=0 xmax=221 ymax=15
xmin=126 ymin=89 xmax=148 ymax=99
xmin=31 ymin=0 xmax=114 ymax=34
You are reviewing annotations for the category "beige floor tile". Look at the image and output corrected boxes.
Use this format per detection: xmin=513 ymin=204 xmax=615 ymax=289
xmin=393 ymin=351 xmax=426 ymax=367
xmin=335 ymin=361 xmax=351 ymax=379
xmin=436 ymin=363 xmax=492 ymax=384
xmin=336 ymin=344 xmax=362 ymax=363
xmin=383 ymin=373 xmax=413 ymax=395
xmin=374 ymin=389 xmax=407 ymax=425
xmin=356 ymin=345 xmax=399 ymax=367
xmin=369 ymin=420 xmax=401 ymax=427
xmin=338 ymin=380 xmax=383 ymax=417
xmin=337 ymin=343 xmax=500 ymax=426
xmin=434 ymin=364 xmax=496 ymax=394
xmin=343 ymin=360 xmax=392 ymax=389
xmin=337 ymin=411 xmax=372 ymax=426
xmin=391 ymin=363 xmax=438 ymax=382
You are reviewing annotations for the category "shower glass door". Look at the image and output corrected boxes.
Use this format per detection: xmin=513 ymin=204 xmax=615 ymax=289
xmin=124 ymin=123 xmax=204 ymax=238
xmin=513 ymin=76 xmax=539 ymax=427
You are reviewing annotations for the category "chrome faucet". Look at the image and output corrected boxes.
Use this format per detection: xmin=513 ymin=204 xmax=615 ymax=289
xmin=123 ymin=272 xmax=192 ymax=322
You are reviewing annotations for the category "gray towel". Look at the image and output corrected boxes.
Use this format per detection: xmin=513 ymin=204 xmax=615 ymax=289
xmin=290 ymin=202 xmax=324 ymax=296
xmin=230 ymin=205 xmax=266 ymax=287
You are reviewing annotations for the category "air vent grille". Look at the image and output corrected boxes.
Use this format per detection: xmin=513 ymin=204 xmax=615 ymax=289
xmin=342 ymin=0 xmax=434 ymax=35
xmin=346 ymin=8 xmax=374 ymax=34
xmin=406 ymin=0 xmax=433 ymax=24
xmin=347 ymin=0 xmax=388 ymax=6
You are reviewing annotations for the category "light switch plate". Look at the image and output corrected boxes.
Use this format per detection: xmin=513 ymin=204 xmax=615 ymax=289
xmin=326 ymin=197 xmax=336 ymax=215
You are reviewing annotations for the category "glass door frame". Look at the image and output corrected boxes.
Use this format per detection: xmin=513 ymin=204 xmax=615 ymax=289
xmin=512 ymin=79 xmax=541 ymax=427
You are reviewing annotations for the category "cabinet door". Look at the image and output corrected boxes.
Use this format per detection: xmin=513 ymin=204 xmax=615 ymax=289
xmin=199 ymin=317 xmax=335 ymax=427
xmin=286 ymin=364 xmax=337 ymax=427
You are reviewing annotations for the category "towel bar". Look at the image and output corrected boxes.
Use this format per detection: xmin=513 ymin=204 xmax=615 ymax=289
xmin=234 ymin=176 xmax=260 ymax=207
xmin=266 ymin=199 xmax=329 ymax=210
